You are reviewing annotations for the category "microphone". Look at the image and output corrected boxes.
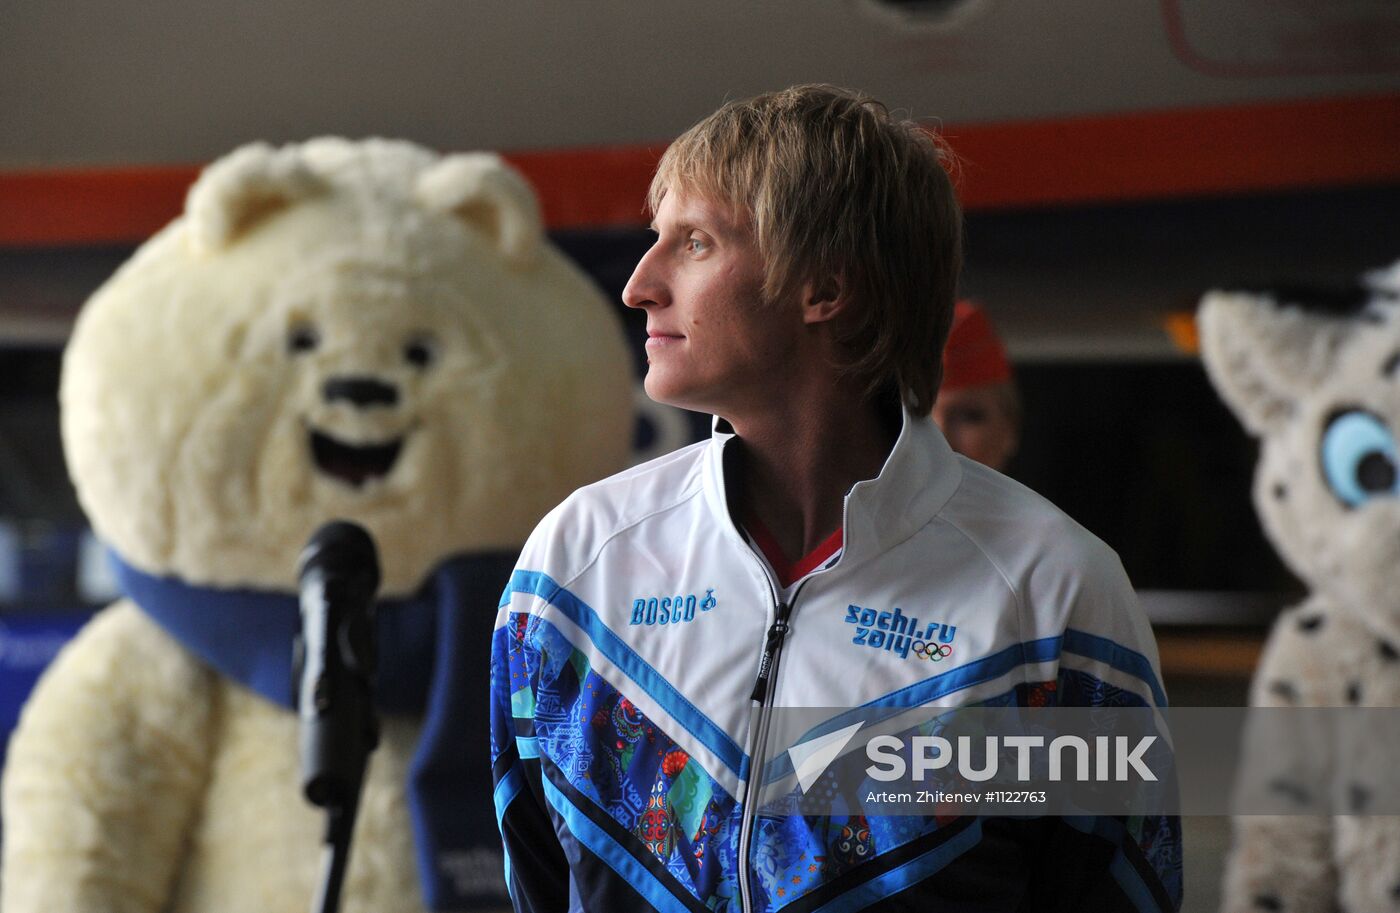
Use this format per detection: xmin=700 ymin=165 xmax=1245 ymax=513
xmin=295 ymin=520 xmax=381 ymax=810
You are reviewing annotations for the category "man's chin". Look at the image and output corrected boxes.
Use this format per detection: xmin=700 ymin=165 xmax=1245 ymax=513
xmin=642 ymin=375 xmax=711 ymax=416
xmin=642 ymin=373 xmax=680 ymax=407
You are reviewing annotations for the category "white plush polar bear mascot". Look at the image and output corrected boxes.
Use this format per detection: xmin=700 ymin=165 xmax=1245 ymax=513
xmin=1 ymin=138 xmax=633 ymax=913
xmin=1200 ymin=262 xmax=1400 ymax=913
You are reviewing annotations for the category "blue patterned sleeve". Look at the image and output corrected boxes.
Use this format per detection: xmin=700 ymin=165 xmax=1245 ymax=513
xmin=491 ymin=605 xmax=569 ymax=912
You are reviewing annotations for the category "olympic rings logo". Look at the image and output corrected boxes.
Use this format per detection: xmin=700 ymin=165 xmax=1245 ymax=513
xmin=911 ymin=641 xmax=954 ymax=662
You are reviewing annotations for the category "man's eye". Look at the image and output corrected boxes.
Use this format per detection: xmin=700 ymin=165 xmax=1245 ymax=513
xmin=687 ymin=236 xmax=709 ymax=255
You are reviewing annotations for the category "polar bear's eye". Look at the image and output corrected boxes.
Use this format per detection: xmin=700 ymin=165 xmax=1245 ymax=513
xmin=404 ymin=335 xmax=436 ymax=369
xmin=1321 ymin=410 xmax=1399 ymax=508
xmin=288 ymin=323 xmax=320 ymax=355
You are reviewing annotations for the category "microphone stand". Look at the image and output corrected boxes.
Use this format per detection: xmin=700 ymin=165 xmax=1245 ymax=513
xmin=315 ymin=804 xmax=359 ymax=913
xmin=295 ymin=522 xmax=381 ymax=913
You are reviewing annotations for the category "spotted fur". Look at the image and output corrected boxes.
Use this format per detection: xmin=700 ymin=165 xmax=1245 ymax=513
xmin=1201 ymin=262 xmax=1400 ymax=912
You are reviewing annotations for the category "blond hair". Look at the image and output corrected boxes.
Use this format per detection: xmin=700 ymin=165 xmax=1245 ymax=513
xmin=648 ymin=84 xmax=963 ymax=413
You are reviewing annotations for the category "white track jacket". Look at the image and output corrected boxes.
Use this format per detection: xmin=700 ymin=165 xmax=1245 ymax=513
xmin=490 ymin=410 xmax=1182 ymax=913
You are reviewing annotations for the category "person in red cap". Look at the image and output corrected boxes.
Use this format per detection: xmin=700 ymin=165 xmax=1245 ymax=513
xmin=933 ymin=300 xmax=1020 ymax=472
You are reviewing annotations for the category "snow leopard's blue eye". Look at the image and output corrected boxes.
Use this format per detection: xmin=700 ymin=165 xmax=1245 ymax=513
xmin=1321 ymin=410 xmax=1399 ymax=508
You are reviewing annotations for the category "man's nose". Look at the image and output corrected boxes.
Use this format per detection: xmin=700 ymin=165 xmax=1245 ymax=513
xmin=622 ymin=248 xmax=667 ymax=310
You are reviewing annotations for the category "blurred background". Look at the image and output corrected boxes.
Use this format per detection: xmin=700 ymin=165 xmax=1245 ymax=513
xmin=1 ymin=1 xmax=1398 ymax=908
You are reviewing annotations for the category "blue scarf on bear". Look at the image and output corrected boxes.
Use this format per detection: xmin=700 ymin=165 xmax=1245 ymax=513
xmin=110 ymin=548 xmax=516 ymax=911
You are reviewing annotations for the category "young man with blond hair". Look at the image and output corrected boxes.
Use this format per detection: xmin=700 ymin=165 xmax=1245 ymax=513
xmin=490 ymin=85 xmax=1181 ymax=912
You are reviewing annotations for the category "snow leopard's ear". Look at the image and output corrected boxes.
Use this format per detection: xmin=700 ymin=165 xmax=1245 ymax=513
xmin=1198 ymin=289 xmax=1359 ymax=438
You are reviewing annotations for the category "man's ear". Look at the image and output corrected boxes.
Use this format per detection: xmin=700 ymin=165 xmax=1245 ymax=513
xmin=801 ymin=273 xmax=849 ymax=325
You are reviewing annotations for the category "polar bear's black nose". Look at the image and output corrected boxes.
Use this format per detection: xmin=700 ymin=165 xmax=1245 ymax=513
xmin=323 ymin=376 xmax=399 ymax=408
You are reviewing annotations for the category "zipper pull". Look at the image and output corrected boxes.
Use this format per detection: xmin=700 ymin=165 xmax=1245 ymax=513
xmin=749 ymin=601 xmax=793 ymax=704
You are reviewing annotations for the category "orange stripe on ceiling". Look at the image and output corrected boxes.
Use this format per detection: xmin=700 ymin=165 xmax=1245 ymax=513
xmin=1 ymin=166 xmax=200 ymax=248
xmin=944 ymin=94 xmax=1400 ymax=209
xmin=508 ymin=146 xmax=665 ymax=231
xmin=1 ymin=94 xmax=1396 ymax=246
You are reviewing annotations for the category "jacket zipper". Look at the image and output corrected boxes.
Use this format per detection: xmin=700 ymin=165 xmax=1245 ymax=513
xmin=738 ymin=574 xmax=810 ymax=913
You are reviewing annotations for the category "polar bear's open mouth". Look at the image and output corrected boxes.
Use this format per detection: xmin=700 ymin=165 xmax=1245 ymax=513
xmin=309 ymin=428 xmax=405 ymax=488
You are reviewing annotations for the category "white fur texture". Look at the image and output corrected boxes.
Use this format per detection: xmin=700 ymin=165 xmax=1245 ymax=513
xmin=59 ymin=136 xmax=632 ymax=595
xmin=2 ymin=137 xmax=633 ymax=912
xmin=186 ymin=142 xmax=327 ymax=253
xmin=1200 ymin=264 xmax=1400 ymax=912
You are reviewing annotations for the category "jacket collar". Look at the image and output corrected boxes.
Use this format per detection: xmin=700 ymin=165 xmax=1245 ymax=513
xmin=702 ymin=406 xmax=963 ymax=574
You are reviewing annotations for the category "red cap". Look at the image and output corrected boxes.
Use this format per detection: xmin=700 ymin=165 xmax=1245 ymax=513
xmin=941 ymin=300 xmax=1012 ymax=392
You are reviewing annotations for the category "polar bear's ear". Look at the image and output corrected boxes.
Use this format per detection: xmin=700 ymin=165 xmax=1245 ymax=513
xmin=1198 ymin=290 xmax=1353 ymax=437
xmin=185 ymin=142 xmax=326 ymax=253
xmin=416 ymin=153 xmax=542 ymax=268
